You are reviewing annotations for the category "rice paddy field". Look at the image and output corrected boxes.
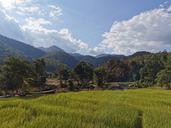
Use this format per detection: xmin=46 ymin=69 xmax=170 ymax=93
xmin=0 ymin=89 xmax=171 ymax=128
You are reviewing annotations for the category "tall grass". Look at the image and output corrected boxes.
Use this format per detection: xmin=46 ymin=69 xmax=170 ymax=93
xmin=0 ymin=89 xmax=171 ymax=128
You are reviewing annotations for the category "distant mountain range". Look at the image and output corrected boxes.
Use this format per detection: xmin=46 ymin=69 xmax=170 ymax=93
xmin=0 ymin=35 xmax=45 ymax=59
xmin=0 ymin=34 xmax=152 ymax=72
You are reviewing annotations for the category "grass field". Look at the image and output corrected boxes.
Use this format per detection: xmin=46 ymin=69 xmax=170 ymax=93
xmin=0 ymin=89 xmax=171 ymax=128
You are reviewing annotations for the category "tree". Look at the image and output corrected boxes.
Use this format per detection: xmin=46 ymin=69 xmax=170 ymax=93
xmin=104 ymin=60 xmax=129 ymax=82
xmin=74 ymin=61 xmax=94 ymax=87
xmin=156 ymin=54 xmax=171 ymax=89
xmin=58 ymin=65 xmax=70 ymax=87
xmin=68 ymin=80 xmax=75 ymax=91
xmin=94 ymin=67 xmax=106 ymax=87
xmin=0 ymin=57 xmax=32 ymax=95
xmin=70 ymin=71 xmax=80 ymax=86
xmin=32 ymin=59 xmax=46 ymax=89
xmin=140 ymin=53 xmax=165 ymax=85
xmin=156 ymin=68 xmax=171 ymax=89
xmin=127 ymin=61 xmax=141 ymax=81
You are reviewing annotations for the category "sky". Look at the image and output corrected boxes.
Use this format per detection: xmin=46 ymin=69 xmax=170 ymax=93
xmin=0 ymin=0 xmax=171 ymax=55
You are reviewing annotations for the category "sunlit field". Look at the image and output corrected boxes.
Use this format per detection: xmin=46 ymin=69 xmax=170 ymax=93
xmin=0 ymin=89 xmax=171 ymax=128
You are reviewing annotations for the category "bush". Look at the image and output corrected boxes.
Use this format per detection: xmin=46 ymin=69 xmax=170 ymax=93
xmin=68 ymin=80 xmax=75 ymax=91
xmin=128 ymin=82 xmax=149 ymax=89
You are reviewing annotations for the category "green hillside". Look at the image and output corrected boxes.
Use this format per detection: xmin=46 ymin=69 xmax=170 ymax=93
xmin=0 ymin=89 xmax=171 ymax=128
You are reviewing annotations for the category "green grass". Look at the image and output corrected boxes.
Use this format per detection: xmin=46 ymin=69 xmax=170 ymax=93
xmin=0 ymin=89 xmax=171 ymax=128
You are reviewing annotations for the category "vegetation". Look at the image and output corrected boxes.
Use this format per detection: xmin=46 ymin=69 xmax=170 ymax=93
xmin=74 ymin=62 xmax=94 ymax=88
xmin=57 ymin=65 xmax=71 ymax=87
xmin=0 ymin=51 xmax=170 ymax=95
xmin=100 ymin=51 xmax=171 ymax=89
xmin=0 ymin=40 xmax=171 ymax=127
xmin=32 ymin=59 xmax=47 ymax=89
xmin=0 ymin=89 xmax=170 ymax=128
xmin=0 ymin=19 xmax=171 ymax=128
xmin=94 ymin=67 xmax=107 ymax=87
xmin=156 ymin=68 xmax=171 ymax=89
xmin=0 ymin=57 xmax=47 ymax=95
xmin=0 ymin=57 xmax=32 ymax=95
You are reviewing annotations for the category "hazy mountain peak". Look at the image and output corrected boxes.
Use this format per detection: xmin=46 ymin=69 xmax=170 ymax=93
xmin=39 ymin=45 xmax=65 ymax=53
xmin=130 ymin=51 xmax=151 ymax=58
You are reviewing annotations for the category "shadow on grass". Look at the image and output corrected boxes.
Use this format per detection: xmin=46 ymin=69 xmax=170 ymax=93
xmin=18 ymin=94 xmax=46 ymax=100
xmin=135 ymin=110 xmax=143 ymax=128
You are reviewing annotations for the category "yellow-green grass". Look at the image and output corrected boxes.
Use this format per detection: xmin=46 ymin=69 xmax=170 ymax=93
xmin=0 ymin=89 xmax=171 ymax=128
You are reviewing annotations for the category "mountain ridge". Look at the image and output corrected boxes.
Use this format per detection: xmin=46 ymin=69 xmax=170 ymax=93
xmin=0 ymin=34 xmax=155 ymax=72
xmin=0 ymin=34 xmax=45 ymax=59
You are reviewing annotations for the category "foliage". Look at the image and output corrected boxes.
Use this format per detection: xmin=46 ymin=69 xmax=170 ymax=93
xmin=139 ymin=53 xmax=165 ymax=85
xmin=94 ymin=67 xmax=107 ymax=87
xmin=0 ymin=57 xmax=32 ymax=94
xmin=74 ymin=61 xmax=94 ymax=87
xmin=67 ymin=80 xmax=75 ymax=91
xmin=156 ymin=68 xmax=171 ymax=89
xmin=128 ymin=81 xmax=148 ymax=88
xmin=0 ymin=51 xmax=171 ymax=93
xmin=103 ymin=60 xmax=129 ymax=82
xmin=57 ymin=65 xmax=71 ymax=87
xmin=32 ymin=59 xmax=47 ymax=89
xmin=127 ymin=61 xmax=141 ymax=81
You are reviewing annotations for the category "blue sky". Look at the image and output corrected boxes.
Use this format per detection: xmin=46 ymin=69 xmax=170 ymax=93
xmin=56 ymin=0 xmax=168 ymax=47
xmin=0 ymin=0 xmax=171 ymax=55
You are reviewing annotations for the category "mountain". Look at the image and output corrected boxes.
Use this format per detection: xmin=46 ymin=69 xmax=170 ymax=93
xmin=96 ymin=54 xmax=112 ymax=58
xmin=39 ymin=46 xmax=64 ymax=53
xmin=0 ymin=34 xmax=45 ymax=59
xmin=40 ymin=45 xmax=78 ymax=68
xmin=41 ymin=48 xmax=79 ymax=72
xmin=75 ymin=55 xmax=97 ymax=65
xmin=0 ymin=35 xmax=77 ymax=72
xmin=72 ymin=53 xmax=126 ymax=66
xmin=129 ymin=51 xmax=151 ymax=58
xmin=0 ymin=34 xmax=154 ymax=72
xmin=95 ymin=54 xmax=126 ymax=66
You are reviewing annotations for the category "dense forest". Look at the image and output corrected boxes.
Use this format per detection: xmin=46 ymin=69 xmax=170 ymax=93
xmin=0 ymin=51 xmax=171 ymax=96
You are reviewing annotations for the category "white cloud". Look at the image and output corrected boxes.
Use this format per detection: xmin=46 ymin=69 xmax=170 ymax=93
xmin=0 ymin=11 xmax=23 ymax=41
xmin=96 ymin=5 xmax=171 ymax=55
xmin=22 ymin=17 xmax=52 ymax=33
xmin=49 ymin=5 xmax=63 ymax=17
xmin=58 ymin=28 xmax=89 ymax=51
xmin=1 ymin=1 xmax=170 ymax=55
xmin=0 ymin=0 xmax=90 ymax=54
xmin=21 ymin=19 xmax=90 ymax=53
xmin=17 ymin=6 xmax=40 ymax=14
xmin=0 ymin=0 xmax=28 ymax=10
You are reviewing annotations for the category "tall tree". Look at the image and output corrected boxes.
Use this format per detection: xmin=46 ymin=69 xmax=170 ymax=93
xmin=58 ymin=65 xmax=70 ymax=87
xmin=156 ymin=68 xmax=171 ymax=89
xmin=140 ymin=53 xmax=166 ymax=85
xmin=94 ymin=67 xmax=107 ymax=87
xmin=32 ymin=59 xmax=46 ymax=89
xmin=127 ymin=61 xmax=141 ymax=81
xmin=0 ymin=57 xmax=32 ymax=95
xmin=74 ymin=61 xmax=94 ymax=87
xmin=104 ymin=60 xmax=129 ymax=82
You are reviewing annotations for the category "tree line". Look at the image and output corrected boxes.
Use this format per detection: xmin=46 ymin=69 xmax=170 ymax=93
xmin=0 ymin=51 xmax=171 ymax=96
xmin=0 ymin=57 xmax=47 ymax=96
xmin=57 ymin=51 xmax=171 ymax=89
